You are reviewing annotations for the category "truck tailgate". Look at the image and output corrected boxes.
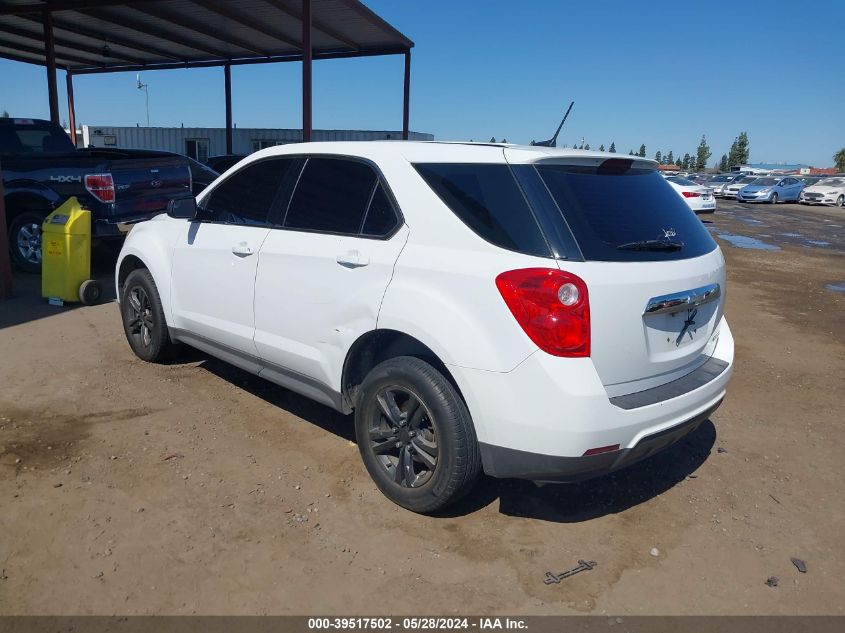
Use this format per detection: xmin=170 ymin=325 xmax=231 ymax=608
xmin=110 ymin=156 xmax=191 ymax=222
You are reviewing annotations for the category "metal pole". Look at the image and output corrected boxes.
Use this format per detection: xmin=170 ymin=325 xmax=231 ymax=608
xmin=43 ymin=11 xmax=60 ymax=124
xmin=224 ymin=64 xmax=233 ymax=154
xmin=402 ymin=49 xmax=411 ymax=140
xmin=66 ymin=71 xmax=77 ymax=146
xmin=302 ymin=0 xmax=312 ymax=142
xmin=0 ymin=161 xmax=13 ymax=300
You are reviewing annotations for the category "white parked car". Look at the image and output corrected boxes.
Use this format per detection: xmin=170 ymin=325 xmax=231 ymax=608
xmin=116 ymin=143 xmax=734 ymax=512
xmin=665 ymin=176 xmax=717 ymax=214
xmin=799 ymin=177 xmax=845 ymax=207
xmin=706 ymin=174 xmax=744 ymax=197
xmin=722 ymin=175 xmax=759 ymax=199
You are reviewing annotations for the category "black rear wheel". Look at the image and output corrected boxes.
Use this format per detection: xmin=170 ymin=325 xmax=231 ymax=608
xmin=120 ymin=268 xmax=176 ymax=362
xmin=355 ymin=356 xmax=481 ymax=513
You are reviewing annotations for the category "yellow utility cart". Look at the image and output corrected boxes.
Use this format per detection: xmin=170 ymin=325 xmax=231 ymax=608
xmin=41 ymin=196 xmax=101 ymax=306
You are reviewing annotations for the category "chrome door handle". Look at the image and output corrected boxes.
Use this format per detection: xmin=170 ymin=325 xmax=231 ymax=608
xmin=232 ymin=242 xmax=254 ymax=256
xmin=336 ymin=250 xmax=369 ymax=269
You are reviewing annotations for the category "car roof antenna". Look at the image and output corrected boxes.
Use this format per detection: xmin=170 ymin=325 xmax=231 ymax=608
xmin=531 ymin=101 xmax=574 ymax=148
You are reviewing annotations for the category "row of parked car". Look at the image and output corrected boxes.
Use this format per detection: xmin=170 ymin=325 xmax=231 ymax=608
xmin=669 ymin=171 xmax=845 ymax=208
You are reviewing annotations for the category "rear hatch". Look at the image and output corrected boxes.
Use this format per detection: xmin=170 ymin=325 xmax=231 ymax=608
xmin=507 ymin=151 xmax=725 ymax=395
xmin=79 ymin=149 xmax=192 ymax=222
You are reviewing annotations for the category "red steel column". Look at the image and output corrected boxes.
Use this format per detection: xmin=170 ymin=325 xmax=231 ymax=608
xmin=43 ymin=11 xmax=60 ymax=125
xmin=224 ymin=64 xmax=233 ymax=154
xmin=66 ymin=72 xmax=77 ymax=146
xmin=0 ymin=162 xmax=13 ymax=300
xmin=302 ymin=0 xmax=312 ymax=142
xmin=402 ymin=50 xmax=411 ymax=140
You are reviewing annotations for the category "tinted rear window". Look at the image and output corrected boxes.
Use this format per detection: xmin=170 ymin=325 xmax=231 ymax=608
xmin=536 ymin=164 xmax=717 ymax=262
xmin=415 ymin=163 xmax=550 ymax=257
xmin=0 ymin=122 xmax=75 ymax=155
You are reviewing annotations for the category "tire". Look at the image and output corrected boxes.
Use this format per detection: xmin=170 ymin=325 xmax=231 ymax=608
xmin=120 ymin=268 xmax=176 ymax=363
xmin=770 ymin=193 xmax=778 ymax=204
xmin=354 ymin=356 xmax=481 ymax=513
xmin=837 ymin=195 xmax=844 ymax=208
xmin=8 ymin=211 xmax=47 ymax=273
xmin=79 ymin=279 xmax=102 ymax=306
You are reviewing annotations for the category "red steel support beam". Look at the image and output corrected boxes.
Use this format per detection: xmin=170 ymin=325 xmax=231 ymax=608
xmin=43 ymin=11 xmax=60 ymax=124
xmin=66 ymin=71 xmax=77 ymax=146
xmin=0 ymin=162 xmax=13 ymax=300
xmin=302 ymin=0 xmax=312 ymax=142
xmin=224 ymin=64 xmax=233 ymax=155
xmin=402 ymin=49 xmax=411 ymax=140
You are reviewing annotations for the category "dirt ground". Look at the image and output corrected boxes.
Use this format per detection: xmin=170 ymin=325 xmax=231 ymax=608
xmin=1 ymin=202 xmax=843 ymax=615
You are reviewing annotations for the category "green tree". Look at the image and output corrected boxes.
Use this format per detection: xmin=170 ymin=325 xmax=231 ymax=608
xmin=609 ymin=141 xmax=616 ymax=153
xmin=834 ymin=148 xmax=845 ymax=172
xmin=654 ymin=150 xmax=662 ymax=163
xmin=489 ymin=137 xmax=496 ymax=143
xmin=584 ymin=143 xmax=590 ymax=150
xmin=695 ymin=135 xmax=712 ymax=171
xmin=719 ymin=154 xmax=729 ymax=171
xmin=1 ymin=109 xmax=9 ymax=118
xmin=682 ymin=153 xmax=692 ymax=170
xmin=501 ymin=138 xmax=508 ymax=143
xmin=728 ymin=132 xmax=750 ymax=168
xmin=638 ymin=144 xmax=646 ymax=157
xmin=667 ymin=150 xmax=675 ymax=166
xmin=599 ymin=144 xmax=605 ymax=152
xmin=629 ymin=150 xmax=634 ymax=155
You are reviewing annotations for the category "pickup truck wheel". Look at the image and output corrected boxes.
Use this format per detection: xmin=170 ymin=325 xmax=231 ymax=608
xmin=355 ymin=356 xmax=481 ymax=513
xmin=120 ymin=269 xmax=176 ymax=363
xmin=9 ymin=211 xmax=46 ymax=273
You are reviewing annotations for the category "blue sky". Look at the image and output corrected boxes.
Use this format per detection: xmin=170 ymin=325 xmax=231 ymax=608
xmin=1 ymin=0 xmax=843 ymax=166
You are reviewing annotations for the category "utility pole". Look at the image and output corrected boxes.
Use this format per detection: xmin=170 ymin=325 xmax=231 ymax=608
xmin=136 ymin=74 xmax=150 ymax=127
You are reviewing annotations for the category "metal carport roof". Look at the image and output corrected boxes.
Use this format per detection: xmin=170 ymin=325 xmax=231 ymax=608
xmin=0 ymin=0 xmax=414 ymax=144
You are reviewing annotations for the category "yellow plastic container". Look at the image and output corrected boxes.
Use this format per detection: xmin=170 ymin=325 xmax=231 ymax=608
xmin=41 ymin=197 xmax=99 ymax=305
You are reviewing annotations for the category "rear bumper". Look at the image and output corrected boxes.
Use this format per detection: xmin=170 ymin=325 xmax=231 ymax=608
xmin=449 ymin=318 xmax=734 ymax=482
xmin=480 ymin=398 xmax=721 ymax=481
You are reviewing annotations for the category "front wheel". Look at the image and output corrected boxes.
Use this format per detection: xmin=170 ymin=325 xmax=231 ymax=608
xmin=120 ymin=268 xmax=176 ymax=363
xmin=354 ymin=356 xmax=481 ymax=513
xmin=836 ymin=195 xmax=844 ymax=208
xmin=770 ymin=193 xmax=779 ymax=204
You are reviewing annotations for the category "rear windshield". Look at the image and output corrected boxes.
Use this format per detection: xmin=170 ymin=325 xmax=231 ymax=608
xmin=536 ymin=164 xmax=717 ymax=262
xmin=0 ymin=122 xmax=75 ymax=155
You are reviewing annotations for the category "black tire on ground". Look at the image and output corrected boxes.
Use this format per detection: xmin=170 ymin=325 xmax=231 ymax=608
xmin=120 ymin=268 xmax=176 ymax=363
xmin=78 ymin=279 xmax=102 ymax=306
xmin=354 ymin=356 xmax=481 ymax=513
xmin=771 ymin=193 xmax=779 ymax=204
xmin=837 ymin=195 xmax=844 ymax=208
xmin=8 ymin=211 xmax=47 ymax=273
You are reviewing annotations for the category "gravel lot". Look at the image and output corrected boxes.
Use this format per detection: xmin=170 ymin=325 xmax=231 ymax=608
xmin=1 ymin=201 xmax=843 ymax=615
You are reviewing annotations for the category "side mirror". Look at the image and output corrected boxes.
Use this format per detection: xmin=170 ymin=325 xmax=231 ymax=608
xmin=166 ymin=195 xmax=198 ymax=220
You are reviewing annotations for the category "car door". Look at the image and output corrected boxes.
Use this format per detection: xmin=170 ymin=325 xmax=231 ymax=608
xmin=253 ymin=156 xmax=409 ymax=406
xmin=785 ymin=177 xmax=802 ymax=200
xmin=170 ymin=157 xmax=296 ymax=364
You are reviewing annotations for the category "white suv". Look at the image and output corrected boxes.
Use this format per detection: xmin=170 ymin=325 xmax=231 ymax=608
xmin=116 ymin=142 xmax=734 ymax=513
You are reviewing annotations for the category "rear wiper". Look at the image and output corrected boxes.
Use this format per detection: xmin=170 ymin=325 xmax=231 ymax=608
xmin=617 ymin=239 xmax=683 ymax=251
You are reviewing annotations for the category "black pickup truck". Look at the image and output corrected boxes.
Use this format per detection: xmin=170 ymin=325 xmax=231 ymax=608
xmin=1 ymin=117 xmax=193 ymax=272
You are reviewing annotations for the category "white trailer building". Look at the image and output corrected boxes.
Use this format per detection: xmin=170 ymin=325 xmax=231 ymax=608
xmin=79 ymin=125 xmax=434 ymax=162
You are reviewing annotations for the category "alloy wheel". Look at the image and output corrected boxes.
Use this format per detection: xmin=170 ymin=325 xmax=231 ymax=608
xmin=368 ymin=386 xmax=439 ymax=488
xmin=126 ymin=286 xmax=155 ymax=348
xmin=16 ymin=222 xmax=42 ymax=265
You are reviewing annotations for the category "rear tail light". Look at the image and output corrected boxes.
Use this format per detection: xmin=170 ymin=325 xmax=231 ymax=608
xmin=495 ymin=268 xmax=590 ymax=357
xmin=682 ymin=191 xmax=702 ymax=198
xmin=84 ymin=173 xmax=115 ymax=203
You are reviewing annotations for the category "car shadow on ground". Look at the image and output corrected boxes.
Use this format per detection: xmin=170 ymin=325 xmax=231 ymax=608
xmin=190 ymin=352 xmax=716 ymax=523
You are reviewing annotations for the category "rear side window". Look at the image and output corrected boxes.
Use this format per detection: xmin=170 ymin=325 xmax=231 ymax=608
xmin=0 ymin=123 xmax=75 ymax=155
xmin=284 ymin=158 xmax=377 ymax=234
xmin=414 ymin=163 xmax=550 ymax=257
xmin=536 ymin=164 xmax=717 ymax=262
xmin=205 ymin=158 xmax=294 ymax=225
xmin=362 ymin=184 xmax=399 ymax=236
